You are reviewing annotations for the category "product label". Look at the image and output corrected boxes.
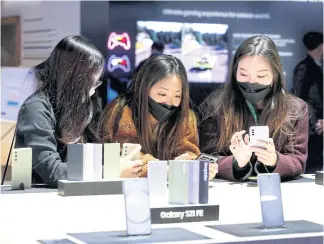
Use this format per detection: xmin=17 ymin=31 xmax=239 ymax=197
xmin=151 ymin=204 xmax=219 ymax=224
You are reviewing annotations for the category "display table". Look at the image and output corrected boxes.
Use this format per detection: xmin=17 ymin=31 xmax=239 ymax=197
xmin=0 ymin=175 xmax=323 ymax=244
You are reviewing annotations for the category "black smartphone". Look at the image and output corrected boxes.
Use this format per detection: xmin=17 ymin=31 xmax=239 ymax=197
xmin=196 ymin=153 xmax=220 ymax=164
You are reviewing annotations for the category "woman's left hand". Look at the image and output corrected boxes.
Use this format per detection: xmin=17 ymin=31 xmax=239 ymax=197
xmin=250 ymin=138 xmax=277 ymax=167
xmin=174 ymin=153 xmax=191 ymax=160
xmin=209 ymin=162 xmax=218 ymax=180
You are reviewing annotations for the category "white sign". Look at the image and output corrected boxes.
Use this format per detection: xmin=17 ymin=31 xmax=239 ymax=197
xmin=1 ymin=67 xmax=35 ymax=121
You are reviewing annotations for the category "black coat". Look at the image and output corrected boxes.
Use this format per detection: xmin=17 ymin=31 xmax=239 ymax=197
xmin=15 ymin=92 xmax=101 ymax=186
xmin=293 ymin=55 xmax=323 ymax=134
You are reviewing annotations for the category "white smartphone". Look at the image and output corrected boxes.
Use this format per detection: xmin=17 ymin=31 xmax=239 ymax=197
xmin=249 ymin=126 xmax=269 ymax=149
xmin=123 ymin=178 xmax=152 ymax=236
xmin=11 ymin=148 xmax=32 ymax=190
xmin=257 ymin=173 xmax=285 ymax=229
xmin=121 ymin=143 xmax=141 ymax=160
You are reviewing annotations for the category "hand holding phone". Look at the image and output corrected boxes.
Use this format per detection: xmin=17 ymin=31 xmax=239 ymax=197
xmin=196 ymin=154 xmax=219 ymax=180
xmin=196 ymin=153 xmax=219 ymax=164
xmin=120 ymin=159 xmax=142 ymax=178
xmin=249 ymin=126 xmax=277 ymax=167
xmin=120 ymin=144 xmax=142 ymax=178
xmin=249 ymin=126 xmax=269 ymax=149
xmin=122 ymin=143 xmax=141 ymax=160
xmin=250 ymin=138 xmax=277 ymax=167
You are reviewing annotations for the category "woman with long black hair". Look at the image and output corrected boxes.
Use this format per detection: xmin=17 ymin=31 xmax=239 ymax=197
xmin=15 ymin=36 xmax=104 ymax=186
xmin=100 ymin=54 xmax=218 ymax=179
xmin=200 ymin=35 xmax=309 ymax=181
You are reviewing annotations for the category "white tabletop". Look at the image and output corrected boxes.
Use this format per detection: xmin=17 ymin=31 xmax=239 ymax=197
xmin=0 ymin=175 xmax=323 ymax=244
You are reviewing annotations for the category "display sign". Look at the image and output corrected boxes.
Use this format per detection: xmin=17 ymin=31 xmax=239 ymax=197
xmin=107 ymin=54 xmax=131 ymax=72
xmin=150 ymin=204 xmax=219 ymax=224
xmin=107 ymin=32 xmax=131 ymax=50
xmin=1 ymin=67 xmax=35 ymax=121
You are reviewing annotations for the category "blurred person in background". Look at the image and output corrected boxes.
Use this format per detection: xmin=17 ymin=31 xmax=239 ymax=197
xmin=293 ymin=31 xmax=323 ymax=173
xmin=135 ymin=41 xmax=165 ymax=73
xmin=15 ymin=36 xmax=104 ymax=186
xmin=200 ymin=35 xmax=308 ymax=181
xmin=100 ymin=54 xmax=217 ymax=179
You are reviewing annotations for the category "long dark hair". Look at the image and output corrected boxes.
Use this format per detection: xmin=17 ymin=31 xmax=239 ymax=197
xmin=107 ymin=54 xmax=190 ymax=160
xmin=32 ymin=35 xmax=104 ymax=143
xmin=201 ymin=35 xmax=306 ymax=151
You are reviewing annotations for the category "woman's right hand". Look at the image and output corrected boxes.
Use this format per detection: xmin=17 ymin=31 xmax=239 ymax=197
xmin=119 ymin=147 xmax=142 ymax=178
xmin=120 ymin=159 xmax=142 ymax=178
xmin=229 ymin=130 xmax=252 ymax=168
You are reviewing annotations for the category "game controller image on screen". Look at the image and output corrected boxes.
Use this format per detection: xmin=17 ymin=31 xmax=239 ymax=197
xmin=136 ymin=21 xmax=182 ymax=67
xmin=107 ymin=32 xmax=131 ymax=50
xmin=182 ymin=23 xmax=229 ymax=83
xmin=107 ymin=55 xmax=131 ymax=72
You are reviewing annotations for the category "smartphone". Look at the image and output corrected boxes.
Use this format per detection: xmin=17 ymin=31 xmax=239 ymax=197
xmin=196 ymin=153 xmax=219 ymax=164
xmin=121 ymin=143 xmax=141 ymax=160
xmin=257 ymin=173 xmax=285 ymax=229
xmin=249 ymin=126 xmax=269 ymax=149
xmin=11 ymin=148 xmax=32 ymax=190
xmin=123 ymin=178 xmax=152 ymax=236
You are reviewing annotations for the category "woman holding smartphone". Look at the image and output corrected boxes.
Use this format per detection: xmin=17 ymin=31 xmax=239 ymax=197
xmin=199 ymin=35 xmax=308 ymax=181
xmin=100 ymin=54 xmax=217 ymax=179
xmin=15 ymin=36 xmax=104 ymax=186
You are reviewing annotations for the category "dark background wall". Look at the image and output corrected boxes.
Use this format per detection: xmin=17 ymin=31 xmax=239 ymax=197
xmin=81 ymin=1 xmax=323 ymax=107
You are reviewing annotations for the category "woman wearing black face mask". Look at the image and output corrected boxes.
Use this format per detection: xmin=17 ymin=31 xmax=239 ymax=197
xmin=199 ymin=35 xmax=309 ymax=181
xmin=100 ymin=54 xmax=217 ymax=179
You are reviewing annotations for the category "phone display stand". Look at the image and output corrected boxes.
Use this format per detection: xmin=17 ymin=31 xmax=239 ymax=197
xmin=147 ymin=160 xmax=219 ymax=224
xmin=205 ymin=220 xmax=323 ymax=238
xmin=315 ymin=171 xmax=323 ymax=186
xmin=67 ymin=227 xmax=211 ymax=244
xmin=58 ymin=180 xmax=123 ymax=196
xmin=59 ymin=143 xmax=123 ymax=197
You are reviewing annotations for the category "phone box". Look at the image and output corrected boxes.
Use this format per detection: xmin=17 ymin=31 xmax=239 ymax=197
xmin=148 ymin=161 xmax=168 ymax=206
xmin=67 ymin=144 xmax=93 ymax=181
xmin=103 ymin=143 xmax=120 ymax=180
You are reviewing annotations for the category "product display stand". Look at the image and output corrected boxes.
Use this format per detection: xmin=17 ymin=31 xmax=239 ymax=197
xmin=315 ymin=171 xmax=323 ymax=186
xmin=58 ymin=180 xmax=123 ymax=196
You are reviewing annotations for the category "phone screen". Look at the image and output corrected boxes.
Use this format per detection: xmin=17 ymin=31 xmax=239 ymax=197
xmin=257 ymin=173 xmax=285 ymax=229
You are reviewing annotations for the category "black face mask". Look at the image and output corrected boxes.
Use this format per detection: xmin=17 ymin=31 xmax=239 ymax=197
xmin=148 ymin=97 xmax=178 ymax=122
xmin=237 ymin=81 xmax=271 ymax=104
